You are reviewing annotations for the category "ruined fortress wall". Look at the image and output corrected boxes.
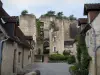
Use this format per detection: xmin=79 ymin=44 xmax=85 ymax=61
xmin=19 ymin=14 xmax=37 ymax=42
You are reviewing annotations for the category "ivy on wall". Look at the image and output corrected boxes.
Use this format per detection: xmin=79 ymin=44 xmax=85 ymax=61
xmin=36 ymin=19 xmax=44 ymax=44
xmin=76 ymin=34 xmax=91 ymax=72
xmin=69 ymin=34 xmax=91 ymax=75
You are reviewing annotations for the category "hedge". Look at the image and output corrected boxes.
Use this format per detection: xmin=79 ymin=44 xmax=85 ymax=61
xmin=49 ymin=54 xmax=68 ymax=61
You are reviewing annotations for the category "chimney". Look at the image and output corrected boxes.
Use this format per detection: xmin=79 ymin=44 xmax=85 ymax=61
xmin=84 ymin=4 xmax=100 ymax=23
xmin=88 ymin=11 xmax=99 ymax=23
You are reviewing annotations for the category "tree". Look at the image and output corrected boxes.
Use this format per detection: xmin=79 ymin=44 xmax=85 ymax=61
xmin=56 ymin=12 xmax=63 ymax=19
xmin=44 ymin=10 xmax=55 ymax=16
xmin=21 ymin=10 xmax=28 ymax=15
xmin=63 ymin=16 xmax=69 ymax=19
xmin=68 ymin=15 xmax=77 ymax=20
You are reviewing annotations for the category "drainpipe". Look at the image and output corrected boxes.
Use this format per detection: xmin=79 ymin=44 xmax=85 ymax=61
xmin=89 ymin=24 xmax=97 ymax=75
xmin=0 ymin=38 xmax=8 ymax=75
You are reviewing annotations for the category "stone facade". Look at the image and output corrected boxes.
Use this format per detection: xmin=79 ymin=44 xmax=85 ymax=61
xmin=39 ymin=16 xmax=77 ymax=54
xmin=49 ymin=19 xmax=64 ymax=54
xmin=1 ymin=40 xmax=31 ymax=75
xmin=19 ymin=14 xmax=37 ymax=61
xmin=85 ymin=13 xmax=100 ymax=75
xmin=1 ymin=41 xmax=15 ymax=75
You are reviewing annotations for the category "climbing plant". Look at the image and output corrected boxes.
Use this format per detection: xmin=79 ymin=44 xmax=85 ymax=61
xmin=69 ymin=34 xmax=91 ymax=75
xmin=36 ymin=19 xmax=44 ymax=43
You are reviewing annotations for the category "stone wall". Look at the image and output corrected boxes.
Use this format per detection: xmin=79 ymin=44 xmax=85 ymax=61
xmin=1 ymin=40 xmax=31 ymax=75
xmin=1 ymin=41 xmax=15 ymax=75
xmin=19 ymin=14 xmax=37 ymax=43
xmin=19 ymin=14 xmax=36 ymax=63
xmin=85 ymin=13 xmax=100 ymax=75
xmin=91 ymin=13 xmax=100 ymax=75
xmin=50 ymin=19 xmax=64 ymax=54
xmin=39 ymin=16 xmax=77 ymax=54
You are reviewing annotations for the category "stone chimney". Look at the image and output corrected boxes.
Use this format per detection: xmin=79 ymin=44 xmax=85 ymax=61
xmin=84 ymin=3 xmax=100 ymax=23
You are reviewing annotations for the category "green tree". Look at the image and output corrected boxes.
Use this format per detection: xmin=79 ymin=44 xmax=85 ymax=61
xmin=44 ymin=10 xmax=55 ymax=16
xmin=68 ymin=15 xmax=77 ymax=20
xmin=21 ymin=10 xmax=28 ymax=15
xmin=63 ymin=16 xmax=69 ymax=19
xmin=56 ymin=12 xmax=63 ymax=19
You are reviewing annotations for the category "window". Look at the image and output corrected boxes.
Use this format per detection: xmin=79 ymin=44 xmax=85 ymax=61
xmin=53 ymin=37 xmax=56 ymax=42
xmin=18 ymin=52 xmax=21 ymax=63
xmin=54 ymin=47 xmax=56 ymax=52
xmin=13 ymin=49 xmax=16 ymax=73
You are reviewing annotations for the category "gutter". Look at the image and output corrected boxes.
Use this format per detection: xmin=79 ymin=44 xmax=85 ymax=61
xmin=0 ymin=38 xmax=8 ymax=75
xmin=0 ymin=38 xmax=8 ymax=64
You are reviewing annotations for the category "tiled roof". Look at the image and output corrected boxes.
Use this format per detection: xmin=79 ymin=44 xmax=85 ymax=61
xmin=84 ymin=3 xmax=100 ymax=15
xmin=0 ymin=1 xmax=32 ymax=49
xmin=0 ymin=7 xmax=9 ymax=17
xmin=15 ymin=27 xmax=32 ymax=48
xmin=78 ymin=18 xmax=87 ymax=26
xmin=1 ymin=16 xmax=19 ymax=24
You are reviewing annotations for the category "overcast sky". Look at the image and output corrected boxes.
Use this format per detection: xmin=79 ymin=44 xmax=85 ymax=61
xmin=2 ymin=0 xmax=100 ymax=18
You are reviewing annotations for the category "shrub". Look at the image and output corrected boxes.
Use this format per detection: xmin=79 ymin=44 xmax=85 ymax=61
xmin=64 ymin=55 xmax=68 ymax=60
xmin=21 ymin=10 xmax=28 ymax=15
xmin=69 ymin=65 xmax=79 ymax=75
xmin=67 ymin=55 xmax=76 ymax=64
xmin=69 ymin=65 xmax=88 ymax=75
xmin=63 ymin=50 xmax=71 ymax=56
xmin=69 ymin=65 xmax=78 ymax=71
xmin=49 ymin=54 xmax=67 ymax=61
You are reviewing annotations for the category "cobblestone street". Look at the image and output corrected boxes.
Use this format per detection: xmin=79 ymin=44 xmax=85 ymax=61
xmin=24 ymin=63 xmax=71 ymax=75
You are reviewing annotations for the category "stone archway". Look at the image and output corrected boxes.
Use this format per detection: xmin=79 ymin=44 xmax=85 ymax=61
xmin=43 ymin=41 xmax=50 ymax=54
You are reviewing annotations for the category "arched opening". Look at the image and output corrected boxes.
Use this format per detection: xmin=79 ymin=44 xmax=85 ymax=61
xmin=43 ymin=41 xmax=50 ymax=54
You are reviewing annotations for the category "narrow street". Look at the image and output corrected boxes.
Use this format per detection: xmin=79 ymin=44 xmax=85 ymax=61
xmin=24 ymin=63 xmax=71 ymax=75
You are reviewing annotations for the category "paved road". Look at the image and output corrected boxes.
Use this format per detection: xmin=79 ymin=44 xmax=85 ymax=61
xmin=24 ymin=63 xmax=71 ymax=75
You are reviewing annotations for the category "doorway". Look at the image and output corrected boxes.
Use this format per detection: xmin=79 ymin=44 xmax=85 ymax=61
xmin=13 ymin=49 xmax=17 ymax=73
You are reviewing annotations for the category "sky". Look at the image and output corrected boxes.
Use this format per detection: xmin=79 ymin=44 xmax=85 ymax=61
xmin=2 ymin=0 xmax=100 ymax=18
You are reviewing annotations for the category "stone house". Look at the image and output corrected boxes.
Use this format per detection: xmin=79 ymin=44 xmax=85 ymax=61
xmin=84 ymin=3 xmax=100 ymax=75
xmin=78 ymin=3 xmax=100 ymax=75
xmin=0 ymin=1 xmax=34 ymax=75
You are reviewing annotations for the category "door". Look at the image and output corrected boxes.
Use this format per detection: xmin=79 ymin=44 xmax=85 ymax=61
xmin=13 ymin=49 xmax=17 ymax=73
xmin=22 ymin=48 xmax=24 ymax=68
